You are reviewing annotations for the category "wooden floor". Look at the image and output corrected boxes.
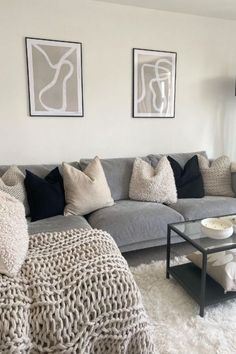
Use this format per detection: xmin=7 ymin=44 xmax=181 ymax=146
xmin=123 ymin=242 xmax=193 ymax=267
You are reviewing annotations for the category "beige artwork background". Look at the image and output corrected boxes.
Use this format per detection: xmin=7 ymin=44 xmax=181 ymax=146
xmin=26 ymin=38 xmax=83 ymax=116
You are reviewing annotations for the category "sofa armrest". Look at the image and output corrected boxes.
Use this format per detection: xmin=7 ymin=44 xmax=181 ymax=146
xmin=231 ymin=162 xmax=236 ymax=195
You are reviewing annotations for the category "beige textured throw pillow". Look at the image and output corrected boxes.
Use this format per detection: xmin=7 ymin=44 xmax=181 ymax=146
xmin=0 ymin=166 xmax=29 ymax=215
xmin=129 ymin=157 xmax=177 ymax=204
xmin=0 ymin=191 xmax=29 ymax=277
xmin=63 ymin=157 xmax=114 ymax=216
xmin=197 ymin=155 xmax=234 ymax=197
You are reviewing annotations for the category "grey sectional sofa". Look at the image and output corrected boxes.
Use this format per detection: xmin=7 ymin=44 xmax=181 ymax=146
xmin=1 ymin=151 xmax=236 ymax=253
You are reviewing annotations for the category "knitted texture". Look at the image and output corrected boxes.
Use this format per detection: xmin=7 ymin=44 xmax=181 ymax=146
xmin=0 ymin=165 xmax=29 ymax=215
xmin=198 ymin=155 xmax=234 ymax=197
xmin=0 ymin=190 xmax=28 ymax=277
xmin=129 ymin=156 xmax=177 ymax=204
xmin=0 ymin=228 xmax=154 ymax=353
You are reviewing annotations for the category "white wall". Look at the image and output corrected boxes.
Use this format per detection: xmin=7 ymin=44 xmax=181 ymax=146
xmin=1 ymin=0 xmax=236 ymax=164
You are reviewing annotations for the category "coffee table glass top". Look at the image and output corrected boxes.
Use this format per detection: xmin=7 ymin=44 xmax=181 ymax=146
xmin=171 ymin=215 xmax=236 ymax=252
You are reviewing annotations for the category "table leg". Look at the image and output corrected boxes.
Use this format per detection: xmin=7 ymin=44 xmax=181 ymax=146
xmin=199 ymin=252 xmax=207 ymax=317
xmin=166 ymin=225 xmax=171 ymax=279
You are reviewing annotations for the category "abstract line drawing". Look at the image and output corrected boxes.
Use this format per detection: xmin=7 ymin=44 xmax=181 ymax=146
xmin=133 ymin=48 xmax=177 ymax=118
xmin=25 ymin=37 xmax=84 ymax=117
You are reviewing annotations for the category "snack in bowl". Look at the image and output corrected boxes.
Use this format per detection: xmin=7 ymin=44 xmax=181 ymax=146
xmin=201 ymin=218 xmax=233 ymax=239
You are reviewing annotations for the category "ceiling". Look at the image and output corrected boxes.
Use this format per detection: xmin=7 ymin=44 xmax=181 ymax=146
xmin=94 ymin=0 xmax=236 ymax=20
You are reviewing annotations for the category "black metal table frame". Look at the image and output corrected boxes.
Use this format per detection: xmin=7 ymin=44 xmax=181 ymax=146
xmin=166 ymin=218 xmax=236 ymax=317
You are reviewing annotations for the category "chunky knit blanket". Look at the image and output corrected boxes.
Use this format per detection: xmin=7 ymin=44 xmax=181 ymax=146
xmin=0 ymin=228 xmax=154 ymax=353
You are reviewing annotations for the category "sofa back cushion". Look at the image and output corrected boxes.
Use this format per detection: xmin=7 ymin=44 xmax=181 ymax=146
xmin=148 ymin=151 xmax=208 ymax=169
xmin=80 ymin=157 xmax=150 ymax=201
xmin=0 ymin=162 xmax=80 ymax=179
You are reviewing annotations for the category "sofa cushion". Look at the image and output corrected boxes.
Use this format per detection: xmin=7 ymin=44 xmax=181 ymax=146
xmin=79 ymin=157 xmax=150 ymax=201
xmin=198 ymin=155 xmax=234 ymax=197
xmin=28 ymin=215 xmax=91 ymax=235
xmin=170 ymin=196 xmax=236 ymax=221
xmin=87 ymin=200 xmax=184 ymax=248
xmin=63 ymin=158 xmax=114 ymax=216
xmin=25 ymin=168 xmax=65 ymax=221
xmin=129 ymin=157 xmax=177 ymax=204
xmin=0 ymin=162 xmax=80 ymax=179
xmin=167 ymin=155 xmax=204 ymax=199
xmin=148 ymin=151 xmax=207 ymax=168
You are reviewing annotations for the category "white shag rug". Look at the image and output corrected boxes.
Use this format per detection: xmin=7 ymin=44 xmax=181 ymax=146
xmin=130 ymin=257 xmax=236 ymax=354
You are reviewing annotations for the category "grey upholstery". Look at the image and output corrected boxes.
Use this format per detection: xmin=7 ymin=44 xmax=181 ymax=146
xmin=0 ymin=162 xmax=80 ymax=178
xmin=79 ymin=157 xmax=150 ymax=201
xmin=28 ymin=215 xmax=91 ymax=235
xmin=1 ymin=153 xmax=236 ymax=253
xmin=88 ymin=200 xmax=184 ymax=252
xmin=170 ymin=196 xmax=236 ymax=221
xmin=148 ymin=151 xmax=207 ymax=168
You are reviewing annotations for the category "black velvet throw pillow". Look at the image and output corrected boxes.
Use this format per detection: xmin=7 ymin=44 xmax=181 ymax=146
xmin=167 ymin=155 xmax=204 ymax=199
xmin=24 ymin=167 xmax=65 ymax=222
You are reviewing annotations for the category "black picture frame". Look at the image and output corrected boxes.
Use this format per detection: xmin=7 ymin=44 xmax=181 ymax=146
xmin=25 ymin=37 xmax=84 ymax=117
xmin=132 ymin=48 xmax=177 ymax=118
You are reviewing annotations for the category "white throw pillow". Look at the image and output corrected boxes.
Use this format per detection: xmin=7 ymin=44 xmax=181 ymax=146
xmin=188 ymin=251 xmax=236 ymax=292
xmin=129 ymin=157 xmax=177 ymax=204
xmin=198 ymin=155 xmax=234 ymax=197
xmin=0 ymin=166 xmax=29 ymax=215
xmin=63 ymin=156 xmax=114 ymax=216
xmin=0 ymin=190 xmax=29 ymax=277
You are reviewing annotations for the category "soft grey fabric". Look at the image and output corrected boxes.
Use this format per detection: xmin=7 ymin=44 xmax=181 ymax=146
xmin=119 ymin=234 xmax=184 ymax=253
xmin=0 ymin=162 xmax=80 ymax=178
xmin=80 ymin=157 xmax=150 ymax=201
xmin=88 ymin=200 xmax=184 ymax=249
xmin=232 ymin=172 xmax=236 ymax=194
xmin=148 ymin=151 xmax=207 ymax=168
xmin=170 ymin=196 xmax=236 ymax=221
xmin=28 ymin=215 xmax=91 ymax=235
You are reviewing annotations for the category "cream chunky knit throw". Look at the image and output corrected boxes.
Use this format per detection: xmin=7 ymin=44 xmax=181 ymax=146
xmin=0 ymin=228 xmax=154 ymax=353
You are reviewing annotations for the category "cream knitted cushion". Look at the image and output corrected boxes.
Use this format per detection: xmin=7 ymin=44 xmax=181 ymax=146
xmin=0 ymin=166 xmax=29 ymax=215
xmin=0 ymin=191 xmax=29 ymax=277
xmin=197 ymin=155 xmax=234 ymax=197
xmin=63 ymin=157 xmax=114 ymax=216
xmin=129 ymin=156 xmax=177 ymax=204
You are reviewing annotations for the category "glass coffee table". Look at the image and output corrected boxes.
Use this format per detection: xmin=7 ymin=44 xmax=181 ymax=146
xmin=166 ymin=215 xmax=236 ymax=317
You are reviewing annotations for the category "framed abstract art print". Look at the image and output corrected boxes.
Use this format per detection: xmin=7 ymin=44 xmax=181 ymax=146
xmin=25 ymin=37 xmax=84 ymax=117
xmin=132 ymin=48 xmax=177 ymax=118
